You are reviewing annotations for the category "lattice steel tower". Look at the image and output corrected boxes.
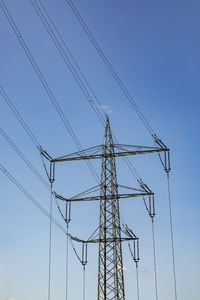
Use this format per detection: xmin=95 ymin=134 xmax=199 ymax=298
xmin=98 ymin=117 xmax=125 ymax=300
xmin=41 ymin=116 xmax=169 ymax=300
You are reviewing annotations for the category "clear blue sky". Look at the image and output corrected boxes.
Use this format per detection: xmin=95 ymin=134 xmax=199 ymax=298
xmin=0 ymin=1 xmax=199 ymax=300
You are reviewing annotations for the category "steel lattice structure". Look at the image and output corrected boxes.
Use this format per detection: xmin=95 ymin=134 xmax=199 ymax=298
xmin=41 ymin=116 xmax=169 ymax=300
xmin=98 ymin=117 xmax=125 ymax=300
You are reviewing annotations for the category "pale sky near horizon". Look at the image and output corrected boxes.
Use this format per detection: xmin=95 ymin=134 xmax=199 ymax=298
xmin=0 ymin=0 xmax=199 ymax=300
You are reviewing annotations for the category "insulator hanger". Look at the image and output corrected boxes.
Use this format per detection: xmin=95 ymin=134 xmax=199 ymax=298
xmin=81 ymin=242 xmax=88 ymax=300
xmin=153 ymin=134 xmax=171 ymax=173
xmin=81 ymin=242 xmax=88 ymax=270
xmin=149 ymin=195 xmax=155 ymax=219
xmin=49 ymin=161 xmax=55 ymax=185
xmin=65 ymin=202 xmax=71 ymax=225
xmin=134 ymin=240 xmax=140 ymax=266
xmin=129 ymin=239 xmax=140 ymax=268
xmin=139 ymin=181 xmax=155 ymax=221
xmin=142 ymin=194 xmax=155 ymax=222
xmin=129 ymin=239 xmax=140 ymax=300
xmin=40 ymin=147 xmax=56 ymax=185
xmin=138 ymin=179 xmax=155 ymax=221
xmin=40 ymin=148 xmax=71 ymax=227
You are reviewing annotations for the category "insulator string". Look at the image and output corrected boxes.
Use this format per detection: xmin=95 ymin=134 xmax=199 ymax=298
xmin=66 ymin=224 xmax=69 ymax=300
xmin=0 ymin=0 xmax=100 ymax=184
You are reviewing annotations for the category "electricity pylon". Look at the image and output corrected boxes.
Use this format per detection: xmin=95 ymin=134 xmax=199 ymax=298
xmin=98 ymin=117 xmax=125 ymax=300
xmin=41 ymin=116 xmax=169 ymax=300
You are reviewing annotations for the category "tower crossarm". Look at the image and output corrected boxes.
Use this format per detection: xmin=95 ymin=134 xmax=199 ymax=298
xmin=50 ymin=144 xmax=168 ymax=162
xmin=76 ymin=237 xmax=138 ymax=243
xmin=69 ymin=225 xmax=139 ymax=244
xmin=54 ymin=191 xmax=153 ymax=202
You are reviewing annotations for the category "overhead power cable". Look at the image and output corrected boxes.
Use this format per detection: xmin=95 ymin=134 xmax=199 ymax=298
xmin=0 ymin=0 xmax=99 ymax=183
xmin=0 ymin=87 xmax=73 ymax=277
xmin=65 ymin=203 xmax=71 ymax=300
xmin=48 ymin=183 xmax=53 ymax=300
xmin=0 ymin=87 xmax=66 ymax=216
xmin=167 ymin=173 xmax=178 ymax=300
xmin=0 ymin=0 xmax=139 ymax=184
xmin=64 ymin=0 xmax=155 ymax=136
xmin=66 ymin=224 xmax=69 ymax=300
xmin=136 ymin=264 xmax=140 ymax=300
xmin=30 ymin=0 xmax=141 ymax=182
xmin=0 ymin=85 xmax=82 ymax=300
xmin=83 ymin=265 xmax=86 ymax=300
xmin=0 ymin=122 xmax=83 ymax=298
xmin=31 ymin=0 xmax=105 ymax=127
xmin=0 ymin=162 xmax=67 ymax=234
xmin=0 ymin=126 xmax=49 ymax=190
xmin=0 ymin=86 xmax=40 ymax=148
xmin=0 ymin=163 xmax=85 ymax=267
xmin=37 ymin=0 xmax=106 ymax=122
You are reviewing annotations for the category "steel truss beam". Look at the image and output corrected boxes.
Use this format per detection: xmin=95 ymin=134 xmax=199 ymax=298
xmin=55 ymin=191 xmax=153 ymax=202
xmin=50 ymin=144 xmax=168 ymax=163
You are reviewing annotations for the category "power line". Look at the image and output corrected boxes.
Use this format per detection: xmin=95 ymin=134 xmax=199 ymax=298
xmin=0 ymin=94 xmax=74 ymax=246
xmin=1 ymin=0 xmax=142 ymax=244
xmin=30 ymin=0 xmax=141 ymax=182
xmin=0 ymin=87 xmax=69 ymax=220
xmin=0 ymin=87 xmax=74 ymax=242
xmin=0 ymin=162 xmax=67 ymax=234
xmin=0 ymin=86 xmax=40 ymax=148
xmin=64 ymin=0 xmax=155 ymax=136
xmin=66 ymin=225 xmax=69 ymax=300
xmin=0 ymin=83 xmax=90 ymax=297
xmin=136 ymin=264 xmax=140 ymax=300
xmin=0 ymin=162 xmax=85 ymax=268
xmin=167 ymin=173 xmax=178 ymax=300
xmin=0 ymin=126 xmax=50 ymax=190
xmin=1 ymin=0 xmax=139 ymax=185
xmin=0 ymin=0 xmax=143 ymax=184
xmin=48 ymin=183 xmax=53 ymax=300
xmin=0 ymin=0 xmax=99 ymax=184
xmin=37 ymin=0 xmax=106 ymax=122
xmin=31 ymin=0 xmax=105 ymax=127
xmin=0 ymin=127 xmax=86 ymax=279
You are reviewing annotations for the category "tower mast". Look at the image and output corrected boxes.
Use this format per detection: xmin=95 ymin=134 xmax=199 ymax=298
xmin=98 ymin=117 xmax=125 ymax=300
